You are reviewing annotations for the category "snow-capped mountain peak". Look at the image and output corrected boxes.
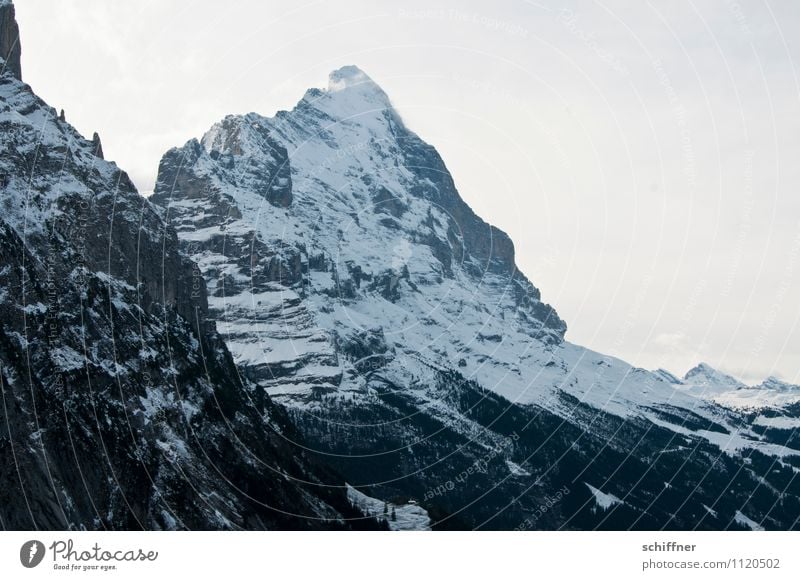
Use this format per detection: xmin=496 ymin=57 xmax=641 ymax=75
xmin=153 ymin=65 xmax=567 ymax=407
xmin=327 ymin=64 xmax=377 ymax=93
xmin=289 ymin=65 xmax=397 ymax=130
xmin=759 ymin=376 xmax=798 ymax=392
xmin=683 ymin=362 xmax=746 ymax=392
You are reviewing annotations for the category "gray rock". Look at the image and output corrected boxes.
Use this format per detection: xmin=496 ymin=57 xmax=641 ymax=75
xmin=91 ymin=131 xmax=103 ymax=159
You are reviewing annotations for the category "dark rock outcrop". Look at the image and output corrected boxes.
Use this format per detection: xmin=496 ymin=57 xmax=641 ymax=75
xmin=91 ymin=131 xmax=104 ymax=159
xmin=0 ymin=0 xmax=21 ymax=80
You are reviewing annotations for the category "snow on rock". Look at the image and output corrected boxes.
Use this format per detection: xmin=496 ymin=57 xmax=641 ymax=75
xmin=754 ymin=415 xmax=800 ymax=430
xmin=346 ymin=485 xmax=431 ymax=531
xmin=506 ymin=460 xmax=531 ymax=477
xmin=585 ymin=483 xmax=623 ymax=512
xmin=680 ymin=363 xmax=746 ymax=397
xmin=734 ymin=511 xmax=764 ymax=531
xmin=653 ymin=368 xmax=683 ymax=384
xmin=716 ymin=377 xmax=800 ymax=410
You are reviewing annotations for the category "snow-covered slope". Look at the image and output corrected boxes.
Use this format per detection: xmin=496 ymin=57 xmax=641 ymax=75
xmin=153 ymin=66 xmax=800 ymax=529
xmin=738 ymin=377 xmax=800 ymax=409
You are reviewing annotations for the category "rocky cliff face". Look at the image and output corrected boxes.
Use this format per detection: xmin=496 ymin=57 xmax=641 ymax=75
xmin=153 ymin=66 xmax=800 ymax=529
xmin=0 ymin=0 xmax=20 ymax=80
xmin=0 ymin=4 xmax=375 ymax=530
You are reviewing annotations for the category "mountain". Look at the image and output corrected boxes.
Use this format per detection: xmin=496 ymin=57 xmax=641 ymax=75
xmin=675 ymin=363 xmax=800 ymax=411
xmin=711 ymin=376 xmax=800 ymax=413
xmin=680 ymin=363 xmax=747 ymax=397
xmin=732 ymin=376 xmax=800 ymax=414
xmin=152 ymin=65 xmax=800 ymax=529
xmin=0 ymin=2 xmax=378 ymax=530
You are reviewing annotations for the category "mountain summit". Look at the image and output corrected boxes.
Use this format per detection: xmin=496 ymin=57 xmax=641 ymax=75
xmin=327 ymin=64 xmax=379 ymax=92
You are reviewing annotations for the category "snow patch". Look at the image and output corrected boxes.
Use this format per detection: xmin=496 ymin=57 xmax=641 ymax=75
xmin=754 ymin=415 xmax=800 ymax=430
xmin=585 ymin=483 xmax=622 ymax=512
xmin=734 ymin=510 xmax=764 ymax=531
xmin=346 ymin=484 xmax=430 ymax=531
xmin=506 ymin=459 xmax=531 ymax=477
xmin=702 ymin=504 xmax=718 ymax=518
xmin=50 ymin=346 xmax=85 ymax=371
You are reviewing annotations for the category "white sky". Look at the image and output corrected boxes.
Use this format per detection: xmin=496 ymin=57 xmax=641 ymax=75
xmin=14 ymin=0 xmax=800 ymax=384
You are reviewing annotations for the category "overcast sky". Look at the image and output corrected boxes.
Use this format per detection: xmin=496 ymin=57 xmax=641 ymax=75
xmin=15 ymin=0 xmax=800 ymax=384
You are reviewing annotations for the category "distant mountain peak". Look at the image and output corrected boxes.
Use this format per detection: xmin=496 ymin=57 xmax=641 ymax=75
xmin=682 ymin=363 xmax=747 ymax=398
xmin=758 ymin=376 xmax=798 ymax=392
xmin=685 ymin=362 xmax=742 ymax=383
xmin=686 ymin=361 xmax=715 ymax=374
